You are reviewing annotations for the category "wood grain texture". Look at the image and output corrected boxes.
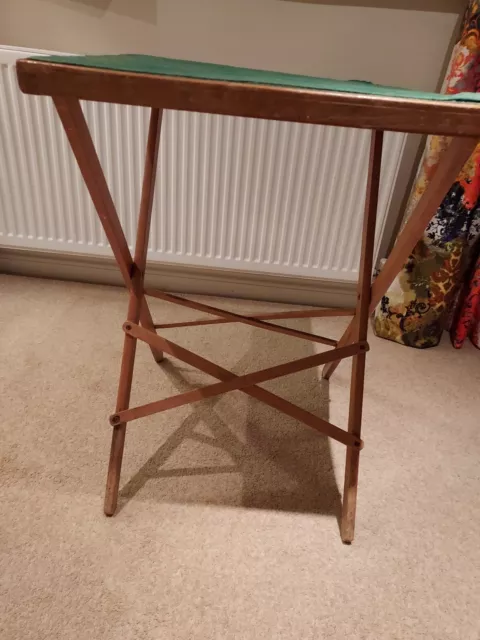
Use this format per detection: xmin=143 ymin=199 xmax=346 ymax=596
xmin=18 ymin=59 xmax=480 ymax=137
xmin=340 ymin=130 xmax=383 ymax=544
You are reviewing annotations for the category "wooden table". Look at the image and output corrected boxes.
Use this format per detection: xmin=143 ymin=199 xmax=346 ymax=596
xmin=16 ymin=54 xmax=480 ymax=542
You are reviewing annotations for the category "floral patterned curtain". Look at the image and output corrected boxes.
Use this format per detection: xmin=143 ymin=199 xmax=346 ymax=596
xmin=373 ymin=1 xmax=480 ymax=350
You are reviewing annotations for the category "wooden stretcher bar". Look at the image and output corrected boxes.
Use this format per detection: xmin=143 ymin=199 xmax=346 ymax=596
xmin=111 ymin=321 xmax=366 ymax=437
xmin=152 ymin=307 xmax=356 ymax=329
xmin=114 ymin=321 xmax=364 ymax=449
xmin=145 ymin=289 xmax=338 ymax=347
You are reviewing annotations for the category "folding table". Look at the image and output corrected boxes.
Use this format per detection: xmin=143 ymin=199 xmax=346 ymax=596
xmin=16 ymin=54 xmax=480 ymax=542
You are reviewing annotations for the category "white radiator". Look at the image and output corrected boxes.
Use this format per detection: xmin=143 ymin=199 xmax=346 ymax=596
xmin=0 ymin=46 xmax=406 ymax=282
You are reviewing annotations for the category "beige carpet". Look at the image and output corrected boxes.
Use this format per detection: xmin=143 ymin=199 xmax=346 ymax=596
xmin=1 ymin=274 xmax=479 ymax=639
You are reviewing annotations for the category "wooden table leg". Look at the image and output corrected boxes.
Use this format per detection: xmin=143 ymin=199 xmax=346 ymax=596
xmin=340 ymin=130 xmax=383 ymax=543
xmin=53 ymin=96 xmax=164 ymax=364
xmin=103 ymin=107 xmax=162 ymax=515
xmin=322 ymin=134 xmax=479 ymax=381
xmin=104 ymin=287 xmax=142 ymax=515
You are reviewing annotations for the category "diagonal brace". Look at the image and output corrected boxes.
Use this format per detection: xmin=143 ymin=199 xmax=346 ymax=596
xmin=111 ymin=329 xmax=365 ymax=423
xmin=110 ymin=322 xmax=365 ymax=449
xmin=153 ymin=306 xmax=356 ymax=329
xmin=53 ymin=96 xmax=163 ymax=362
xmin=145 ymin=289 xmax=337 ymax=347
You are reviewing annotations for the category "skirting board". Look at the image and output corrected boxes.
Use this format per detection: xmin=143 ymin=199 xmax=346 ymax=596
xmin=0 ymin=247 xmax=357 ymax=307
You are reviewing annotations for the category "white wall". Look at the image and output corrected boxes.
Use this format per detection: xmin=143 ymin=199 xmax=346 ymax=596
xmin=0 ymin=0 xmax=463 ymax=90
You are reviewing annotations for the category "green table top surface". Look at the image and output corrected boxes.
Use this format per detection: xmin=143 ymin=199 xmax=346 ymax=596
xmin=33 ymin=54 xmax=480 ymax=104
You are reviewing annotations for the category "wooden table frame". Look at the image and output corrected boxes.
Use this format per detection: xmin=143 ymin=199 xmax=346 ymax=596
xmin=17 ymin=59 xmax=479 ymax=543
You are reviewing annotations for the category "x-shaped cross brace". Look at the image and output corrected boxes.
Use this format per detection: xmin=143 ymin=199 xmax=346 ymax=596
xmin=111 ymin=320 xmax=366 ymax=450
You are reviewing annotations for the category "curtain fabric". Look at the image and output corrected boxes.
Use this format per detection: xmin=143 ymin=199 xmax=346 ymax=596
xmin=373 ymin=1 xmax=480 ymax=350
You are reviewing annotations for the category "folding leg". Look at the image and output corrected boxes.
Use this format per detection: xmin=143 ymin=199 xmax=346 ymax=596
xmin=322 ymin=135 xmax=479 ymax=381
xmin=340 ymin=130 xmax=383 ymax=543
xmin=53 ymin=96 xmax=164 ymax=364
xmin=104 ymin=108 xmax=163 ymax=515
xmin=337 ymin=133 xmax=479 ymax=541
xmin=54 ymin=97 xmax=163 ymax=514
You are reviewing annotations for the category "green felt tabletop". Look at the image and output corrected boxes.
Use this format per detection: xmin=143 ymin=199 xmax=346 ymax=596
xmin=34 ymin=54 xmax=480 ymax=104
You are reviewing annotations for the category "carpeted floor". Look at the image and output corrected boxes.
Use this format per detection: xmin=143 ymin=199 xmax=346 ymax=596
xmin=1 ymin=274 xmax=479 ymax=639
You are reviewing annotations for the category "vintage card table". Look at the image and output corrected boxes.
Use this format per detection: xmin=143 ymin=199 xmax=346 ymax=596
xmin=16 ymin=54 xmax=480 ymax=542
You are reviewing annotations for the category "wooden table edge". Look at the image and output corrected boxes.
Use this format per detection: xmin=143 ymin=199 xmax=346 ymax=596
xmin=16 ymin=58 xmax=480 ymax=137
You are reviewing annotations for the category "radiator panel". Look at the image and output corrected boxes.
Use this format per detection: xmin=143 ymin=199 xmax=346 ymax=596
xmin=0 ymin=49 xmax=406 ymax=282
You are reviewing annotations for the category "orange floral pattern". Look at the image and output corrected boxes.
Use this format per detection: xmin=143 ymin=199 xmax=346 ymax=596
xmin=374 ymin=1 xmax=480 ymax=349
